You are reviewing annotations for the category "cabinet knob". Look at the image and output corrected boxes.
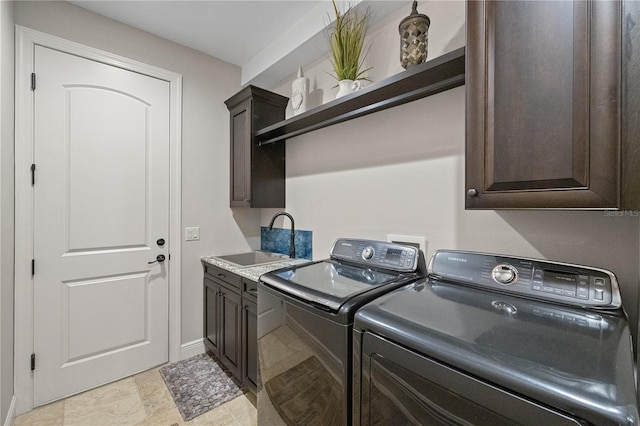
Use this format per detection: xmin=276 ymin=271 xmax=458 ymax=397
xmin=467 ymin=188 xmax=478 ymax=197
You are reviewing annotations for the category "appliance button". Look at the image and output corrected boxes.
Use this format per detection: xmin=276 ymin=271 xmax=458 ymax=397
xmin=577 ymin=288 xmax=589 ymax=299
xmin=594 ymin=277 xmax=605 ymax=287
xmin=594 ymin=288 xmax=604 ymax=301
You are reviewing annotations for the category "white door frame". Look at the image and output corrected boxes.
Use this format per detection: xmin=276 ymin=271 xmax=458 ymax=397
xmin=14 ymin=25 xmax=182 ymax=415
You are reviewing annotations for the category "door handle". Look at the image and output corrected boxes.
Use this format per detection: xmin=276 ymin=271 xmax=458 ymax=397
xmin=148 ymin=254 xmax=166 ymax=264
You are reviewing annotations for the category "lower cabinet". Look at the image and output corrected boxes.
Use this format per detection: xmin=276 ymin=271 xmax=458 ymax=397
xmin=205 ymin=276 xmax=241 ymax=375
xmin=241 ymin=298 xmax=257 ymax=393
xmin=204 ymin=279 xmax=221 ymax=356
xmin=219 ymin=286 xmax=242 ymax=378
xmin=203 ymin=264 xmax=257 ymax=394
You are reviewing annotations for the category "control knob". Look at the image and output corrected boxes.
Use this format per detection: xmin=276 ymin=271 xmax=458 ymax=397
xmin=492 ymin=264 xmax=518 ymax=285
xmin=362 ymin=246 xmax=375 ymax=260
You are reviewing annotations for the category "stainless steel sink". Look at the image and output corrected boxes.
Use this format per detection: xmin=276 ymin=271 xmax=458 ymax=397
xmin=216 ymin=251 xmax=290 ymax=267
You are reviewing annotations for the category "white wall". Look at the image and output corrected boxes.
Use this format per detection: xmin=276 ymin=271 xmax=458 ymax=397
xmin=13 ymin=1 xmax=258 ymax=348
xmin=265 ymin=1 xmax=640 ymax=341
xmin=0 ymin=0 xmax=15 ymax=422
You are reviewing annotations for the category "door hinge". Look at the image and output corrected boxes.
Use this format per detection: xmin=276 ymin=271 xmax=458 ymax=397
xmin=30 ymin=164 xmax=36 ymax=186
xmin=31 ymin=73 xmax=36 ymax=91
xmin=31 ymin=259 xmax=35 ymax=276
xmin=30 ymin=353 xmax=35 ymax=371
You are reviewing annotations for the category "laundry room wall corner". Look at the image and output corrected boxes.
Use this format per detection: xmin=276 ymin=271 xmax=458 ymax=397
xmin=0 ymin=0 xmax=16 ymax=424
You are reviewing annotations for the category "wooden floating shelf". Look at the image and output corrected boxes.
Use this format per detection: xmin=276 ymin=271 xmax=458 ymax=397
xmin=256 ymin=47 xmax=466 ymax=145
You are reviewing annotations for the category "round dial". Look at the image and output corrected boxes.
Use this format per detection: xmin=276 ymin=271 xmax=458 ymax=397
xmin=492 ymin=264 xmax=518 ymax=285
xmin=362 ymin=246 xmax=375 ymax=260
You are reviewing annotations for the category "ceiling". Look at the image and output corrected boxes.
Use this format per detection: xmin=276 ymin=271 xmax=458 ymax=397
xmin=70 ymin=1 xmax=322 ymax=67
xmin=69 ymin=1 xmax=407 ymax=87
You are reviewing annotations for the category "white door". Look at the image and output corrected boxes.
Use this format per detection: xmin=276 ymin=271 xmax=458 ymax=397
xmin=32 ymin=45 xmax=170 ymax=405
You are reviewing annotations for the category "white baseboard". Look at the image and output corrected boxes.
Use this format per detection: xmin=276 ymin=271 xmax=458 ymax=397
xmin=3 ymin=395 xmax=16 ymax=426
xmin=180 ymin=338 xmax=205 ymax=360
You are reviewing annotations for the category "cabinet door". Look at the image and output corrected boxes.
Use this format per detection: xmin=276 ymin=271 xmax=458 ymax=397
xmin=220 ymin=288 xmax=242 ymax=377
xmin=203 ymin=278 xmax=220 ymax=357
xmin=225 ymin=86 xmax=288 ymax=208
xmin=230 ymin=99 xmax=251 ymax=207
xmin=242 ymin=298 xmax=258 ymax=393
xmin=466 ymin=0 xmax=620 ymax=209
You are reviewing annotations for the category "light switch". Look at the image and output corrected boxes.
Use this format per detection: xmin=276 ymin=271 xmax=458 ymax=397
xmin=185 ymin=227 xmax=200 ymax=241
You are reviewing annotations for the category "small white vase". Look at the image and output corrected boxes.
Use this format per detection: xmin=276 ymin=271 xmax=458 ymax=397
xmin=336 ymin=79 xmax=362 ymax=98
xmin=291 ymin=66 xmax=309 ymax=116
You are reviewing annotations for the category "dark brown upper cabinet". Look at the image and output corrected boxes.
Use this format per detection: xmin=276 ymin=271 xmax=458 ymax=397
xmin=466 ymin=0 xmax=640 ymax=209
xmin=225 ymin=86 xmax=288 ymax=208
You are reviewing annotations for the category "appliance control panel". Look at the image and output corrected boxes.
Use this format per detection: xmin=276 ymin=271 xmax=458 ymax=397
xmin=428 ymin=250 xmax=622 ymax=309
xmin=330 ymin=238 xmax=419 ymax=273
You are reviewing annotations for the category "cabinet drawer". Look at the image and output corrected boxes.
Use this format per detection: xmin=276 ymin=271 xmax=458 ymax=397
xmin=243 ymin=279 xmax=258 ymax=302
xmin=205 ymin=264 xmax=242 ymax=289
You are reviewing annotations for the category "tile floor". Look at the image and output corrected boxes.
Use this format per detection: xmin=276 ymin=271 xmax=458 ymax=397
xmin=13 ymin=367 xmax=257 ymax=426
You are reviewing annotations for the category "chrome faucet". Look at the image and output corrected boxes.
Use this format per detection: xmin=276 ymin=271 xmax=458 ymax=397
xmin=268 ymin=212 xmax=295 ymax=259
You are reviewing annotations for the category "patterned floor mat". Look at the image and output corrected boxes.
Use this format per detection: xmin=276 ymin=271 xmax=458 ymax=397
xmin=160 ymin=353 xmax=245 ymax=421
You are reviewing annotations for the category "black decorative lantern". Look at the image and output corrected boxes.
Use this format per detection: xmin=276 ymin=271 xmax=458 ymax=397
xmin=399 ymin=1 xmax=431 ymax=69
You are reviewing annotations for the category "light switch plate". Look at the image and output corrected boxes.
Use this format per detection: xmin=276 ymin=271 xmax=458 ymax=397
xmin=185 ymin=226 xmax=200 ymax=241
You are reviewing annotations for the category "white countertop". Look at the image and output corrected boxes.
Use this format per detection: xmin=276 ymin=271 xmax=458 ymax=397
xmin=201 ymin=255 xmax=311 ymax=282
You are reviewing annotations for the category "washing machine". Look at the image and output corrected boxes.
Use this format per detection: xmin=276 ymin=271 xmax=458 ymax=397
xmin=353 ymin=250 xmax=638 ymax=425
xmin=258 ymin=238 xmax=427 ymax=425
